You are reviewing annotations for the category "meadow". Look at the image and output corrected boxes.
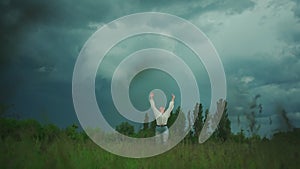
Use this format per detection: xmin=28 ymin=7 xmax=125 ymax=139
xmin=0 ymin=118 xmax=299 ymax=169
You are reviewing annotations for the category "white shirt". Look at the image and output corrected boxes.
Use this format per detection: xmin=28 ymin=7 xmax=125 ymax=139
xmin=149 ymin=98 xmax=174 ymax=125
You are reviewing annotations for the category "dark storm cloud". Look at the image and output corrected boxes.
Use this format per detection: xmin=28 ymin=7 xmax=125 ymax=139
xmin=226 ymin=50 xmax=300 ymax=109
xmin=0 ymin=0 xmax=113 ymax=29
xmin=226 ymin=53 xmax=300 ymax=86
xmin=1 ymin=0 xmax=298 ymax=133
xmin=229 ymin=65 xmax=300 ymax=131
xmin=0 ymin=0 xmax=255 ymax=97
xmin=198 ymin=0 xmax=300 ymax=130
xmin=292 ymin=0 xmax=300 ymax=18
xmin=138 ymin=0 xmax=255 ymax=17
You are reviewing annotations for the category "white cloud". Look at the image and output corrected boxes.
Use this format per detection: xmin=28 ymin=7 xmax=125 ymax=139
xmin=287 ymin=112 xmax=300 ymax=120
xmin=241 ymin=76 xmax=255 ymax=84
xmin=192 ymin=0 xmax=299 ymax=61
xmin=88 ymin=22 xmax=105 ymax=30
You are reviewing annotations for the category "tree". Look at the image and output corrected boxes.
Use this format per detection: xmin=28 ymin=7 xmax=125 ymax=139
xmin=204 ymin=108 xmax=209 ymax=122
xmin=150 ymin=118 xmax=156 ymax=131
xmin=167 ymin=109 xmax=176 ymax=128
xmin=233 ymin=129 xmax=246 ymax=143
xmin=143 ymin=113 xmax=149 ymax=130
xmin=246 ymin=94 xmax=262 ymax=136
xmin=137 ymin=113 xmax=154 ymax=138
xmin=43 ymin=123 xmax=60 ymax=142
xmin=193 ymin=103 xmax=204 ymax=138
xmin=214 ymin=101 xmax=231 ymax=142
xmin=171 ymin=106 xmax=187 ymax=136
xmin=65 ymin=123 xmax=79 ymax=140
xmin=116 ymin=122 xmax=134 ymax=136
xmin=277 ymin=108 xmax=294 ymax=132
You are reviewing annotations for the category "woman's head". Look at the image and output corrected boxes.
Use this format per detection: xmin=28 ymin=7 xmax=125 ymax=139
xmin=159 ymin=106 xmax=165 ymax=113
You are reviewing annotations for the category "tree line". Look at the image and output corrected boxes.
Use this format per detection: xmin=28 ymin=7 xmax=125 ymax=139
xmin=0 ymin=102 xmax=297 ymax=144
xmin=115 ymin=101 xmax=232 ymax=143
xmin=116 ymin=100 xmax=296 ymax=143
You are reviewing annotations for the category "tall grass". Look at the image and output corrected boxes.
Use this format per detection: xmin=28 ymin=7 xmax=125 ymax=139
xmin=0 ymin=118 xmax=299 ymax=169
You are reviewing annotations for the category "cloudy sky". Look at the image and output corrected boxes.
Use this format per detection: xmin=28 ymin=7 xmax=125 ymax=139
xmin=1 ymin=0 xmax=299 ymax=137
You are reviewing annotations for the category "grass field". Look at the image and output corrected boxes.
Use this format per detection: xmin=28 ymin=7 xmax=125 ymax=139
xmin=0 ymin=118 xmax=299 ymax=169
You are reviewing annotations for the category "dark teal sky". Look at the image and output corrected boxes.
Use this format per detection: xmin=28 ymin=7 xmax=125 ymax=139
xmin=1 ymin=0 xmax=300 ymax=137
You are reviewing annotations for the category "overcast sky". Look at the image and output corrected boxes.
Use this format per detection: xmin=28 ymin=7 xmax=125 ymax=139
xmin=1 ymin=0 xmax=299 ymax=137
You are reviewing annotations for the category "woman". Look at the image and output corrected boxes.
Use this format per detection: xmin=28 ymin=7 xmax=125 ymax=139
xmin=149 ymin=92 xmax=175 ymax=144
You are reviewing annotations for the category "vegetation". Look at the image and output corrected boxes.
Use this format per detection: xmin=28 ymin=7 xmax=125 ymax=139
xmin=0 ymin=102 xmax=299 ymax=169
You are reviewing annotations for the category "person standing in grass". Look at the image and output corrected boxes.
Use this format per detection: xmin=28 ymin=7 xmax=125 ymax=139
xmin=149 ymin=92 xmax=175 ymax=144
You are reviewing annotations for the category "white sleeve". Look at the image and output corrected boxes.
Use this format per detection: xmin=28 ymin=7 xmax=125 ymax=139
xmin=164 ymin=101 xmax=174 ymax=118
xmin=150 ymin=98 xmax=161 ymax=118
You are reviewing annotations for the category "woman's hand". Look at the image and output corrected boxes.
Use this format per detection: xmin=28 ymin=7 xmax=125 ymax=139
xmin=171 ymin=94 xmax=175 ymax=101
xmin=150 ymin=92 xmax=154 ymax=99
